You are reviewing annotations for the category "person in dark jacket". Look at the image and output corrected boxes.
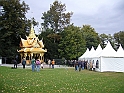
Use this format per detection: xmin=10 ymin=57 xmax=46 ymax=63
xmin=22 ymin=58 xmax=26 ymax=69
xmin=74 ymin=60 xmax=78 ymax=71
xmin=81 ymin=61 xmax=84 ymax=70
xmin=12 ymin=58 xmax=17 ymax=69
xmin=78 ymin=60 xmax=82 ymax=71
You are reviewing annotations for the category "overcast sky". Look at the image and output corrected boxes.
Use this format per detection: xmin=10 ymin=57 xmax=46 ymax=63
xmin=22 ymin=0 xmax=124 ymax=35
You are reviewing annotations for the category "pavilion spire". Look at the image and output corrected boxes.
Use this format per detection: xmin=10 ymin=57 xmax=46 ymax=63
xmin=28 ymin=18 xmax=36 ymax=38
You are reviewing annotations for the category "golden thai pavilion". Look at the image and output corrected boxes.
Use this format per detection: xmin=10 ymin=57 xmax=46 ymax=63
xmin=18 ymin=23 xmax=47 ymax=64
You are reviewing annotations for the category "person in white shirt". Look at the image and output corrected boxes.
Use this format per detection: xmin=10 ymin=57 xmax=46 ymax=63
xmin=41 ymin=63 xmax=43 ymax=69
xmin=93 ymin=63 xmax=96 ymax=71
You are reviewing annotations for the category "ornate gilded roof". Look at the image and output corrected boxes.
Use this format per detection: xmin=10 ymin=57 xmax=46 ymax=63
xmin=18 ymin=48 xmax=47 ymax=53
xmin=28 ymin=23 xmax=36 ymax=38
xmin=18 ymin=21 xmax=47 ymax=53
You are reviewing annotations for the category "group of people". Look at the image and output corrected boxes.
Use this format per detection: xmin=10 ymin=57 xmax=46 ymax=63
xmin=74 ymin=60 xmax=83 ymax=71
xmin=12 ymin=57 xmax=96 ymax=72
xmin=21 ymin=57 xmax=43 ymax=71
xmin=31 ymin=58 xmax=44 ymax=71
xmin=48 ymin=59 xmax=55 ymax=69
xmin=12 ymin=58 xmax=26 ymax=69
xmin=12 ymin=57 xmax=56 ymax=71
xmin=74 ymin=60 xmax=96 ymax=71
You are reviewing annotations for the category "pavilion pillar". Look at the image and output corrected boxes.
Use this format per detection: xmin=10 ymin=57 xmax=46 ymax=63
xmin=40 ymin=53 xmax=44 ymax=62
xmin=24 ymin=53 xmax=27 ymax=58
xmin=31 ymin=53 xmax=33 ymax=60
xmin=20 ymin=53 xmax=23 ymax=63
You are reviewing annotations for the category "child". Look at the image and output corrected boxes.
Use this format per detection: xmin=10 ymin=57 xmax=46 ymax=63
xmin=41 ymin=63 xmax=43 ymax=69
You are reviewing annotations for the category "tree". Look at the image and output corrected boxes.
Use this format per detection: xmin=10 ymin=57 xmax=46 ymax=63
xmin=0 ymin=0 xmax=29 ymax=58
xmin=81 ymin=25 xmax=100 ymax=50
xmin=114 ymin=31 xmax=124 ymax=49
xmin=38 ymin=29 xmax=59 ymax=59
xmin=58 ymin=25 xmax=86 ymax=60
xmin=99 ymin=33 xmax=109 ymax=48
xmin=99 ymin=33 xmax=119 ymax=50
xmin=107 ymin=34 xmax=115 ymax=49
xmin=41 ymin=0 xmax=73 ymax=33
xmin=40 ymin=0 xmax=73 ymax=59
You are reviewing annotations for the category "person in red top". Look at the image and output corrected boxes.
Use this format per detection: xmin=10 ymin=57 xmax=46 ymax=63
xmin=51 ymin=59 xmax=55 ymax=69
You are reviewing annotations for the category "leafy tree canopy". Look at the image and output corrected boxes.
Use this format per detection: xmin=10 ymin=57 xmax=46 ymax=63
xmin=58 ymin=25 xmax=86 ymax=60
xmin=81 ymin=25 xmax=100 ymax=50
xmin=114 ymin=31 xmax=124 ymax=49
xmin=38 ymin=29 xmax=59 ymax=59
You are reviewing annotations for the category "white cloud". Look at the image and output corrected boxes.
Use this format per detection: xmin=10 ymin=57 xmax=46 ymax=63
xmin=22 ymin=0 xmax=124 ymax=34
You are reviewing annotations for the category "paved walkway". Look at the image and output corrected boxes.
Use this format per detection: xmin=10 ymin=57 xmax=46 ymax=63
xmin=0 ymin=64 xmax=30 ymax=69
xmin=0 ymin=64 xmax=72 ymax=69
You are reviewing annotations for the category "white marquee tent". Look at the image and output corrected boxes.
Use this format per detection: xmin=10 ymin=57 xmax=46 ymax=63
xmin=78 ymin=46 xmax=95 ymax=61
xmin=85 ymin=46 xmax=95 ymax=59
xmin=95 ymin=41 xmax=117 ymax=57
xmin=78 ymin=48 xmax=89 ymax=60
xmin=116 ymin=44 xmax=124 ymax=57
xmin=90 ymin=44 xmax=102 ymax=58
xmin=79 ymin=41 xmax=124 ymax=72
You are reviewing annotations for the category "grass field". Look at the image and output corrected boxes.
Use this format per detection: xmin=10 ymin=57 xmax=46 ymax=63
xmin=0 ymin=66 xmax=124 ymax=93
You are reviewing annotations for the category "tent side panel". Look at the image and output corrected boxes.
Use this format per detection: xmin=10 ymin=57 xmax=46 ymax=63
xmin=101 ymin=57 xmax=124 ymax=72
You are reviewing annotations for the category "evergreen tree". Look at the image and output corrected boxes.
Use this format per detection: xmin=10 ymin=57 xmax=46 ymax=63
xmin=0 ymin=0 xmax=29 ymax=58
xmin=41 ymin=0 xmax=73 ymax=33
xmin=40 ymin=0 xmax=73 ymax=59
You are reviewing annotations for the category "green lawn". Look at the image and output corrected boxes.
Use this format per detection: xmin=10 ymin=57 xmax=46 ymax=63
xmin=0 ymin=66 xmax=124 ymax=93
